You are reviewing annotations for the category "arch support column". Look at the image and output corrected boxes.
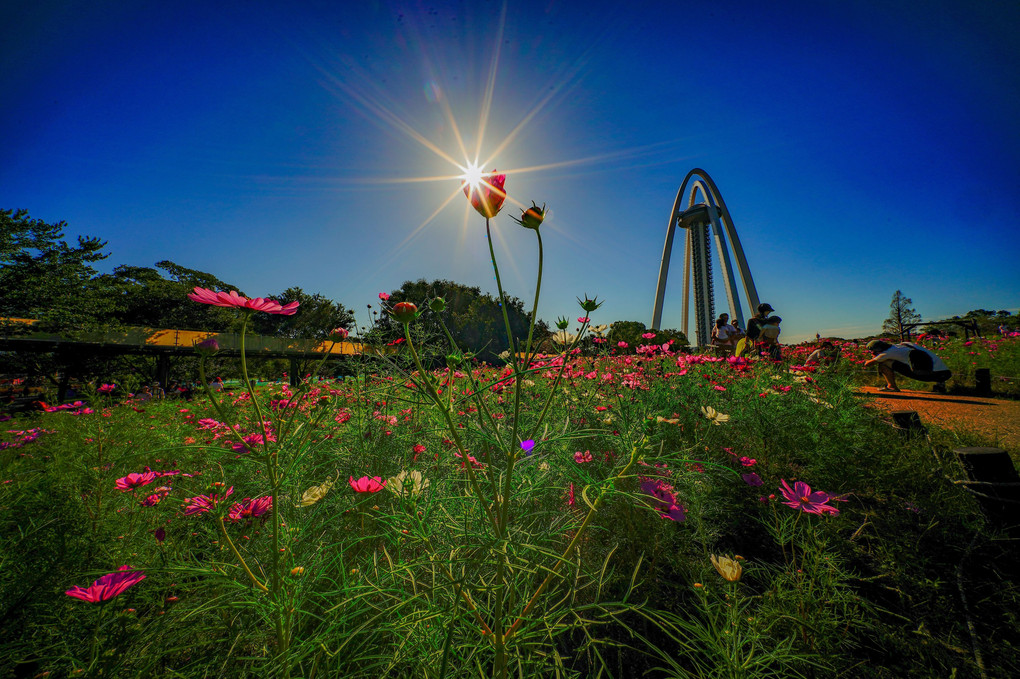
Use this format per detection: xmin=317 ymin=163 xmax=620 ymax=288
xmin=651 ymin=169 xmax=760 ymax=347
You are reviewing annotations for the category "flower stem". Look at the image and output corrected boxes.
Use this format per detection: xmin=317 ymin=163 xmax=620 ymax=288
xmin=485 ymin=218 xmax=519 ymax=374
xmin=216 ymin=516 xmax=269 ymax=593
xmin=403 ymin=324 xmax=498 ymax=534
xmin=198 ymin=356 xmax=230 ymax=425
xmin=505 ymin=438 xmax=644 ymax=641
xmin=522 ymin=229 xmax=544 ymax=364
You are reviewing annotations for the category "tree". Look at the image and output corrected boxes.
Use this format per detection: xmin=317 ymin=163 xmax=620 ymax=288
xmin=0 ymin=209 xmax=111 ymax=333
xmin=607 ymin=320 xmax=687 ymax=354
xmin=882 ymin=290 xmax=921 ymax=340
xmin=249 ymin=287 xmax=354 ymax=341
xmin=95 ymin=261 xmax=240 ymax=332
xmin=374 ymin=279 xmax=549 ymax=363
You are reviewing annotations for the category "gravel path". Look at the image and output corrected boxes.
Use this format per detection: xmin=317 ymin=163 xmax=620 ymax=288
xmin=856 ymin=386 xmax=1020 ymax=453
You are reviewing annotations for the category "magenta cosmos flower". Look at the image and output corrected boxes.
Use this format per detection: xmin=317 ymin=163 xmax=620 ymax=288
xmin=778 ymin=479 xmax=839 ymax=515
xmin=66 ymin=566 xmax=146 ymax=603
xmin=187 ymin=287 xmax=299 ymax=315
xmin=227 ymin=495 xmax=273 ymax=522
xmin=183 ymin=486 xmax=234 ymax=515
xmin=349 ymin=476 xmax=386 ymax=493
xmin=639 ymin=479 xmax=686 ymax=522
xmin=115 ymin=471 xmax=159 ymax=492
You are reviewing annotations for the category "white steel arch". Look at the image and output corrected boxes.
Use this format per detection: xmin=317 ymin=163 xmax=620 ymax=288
xmin=651 ymin=169 xmax=760 ymax=346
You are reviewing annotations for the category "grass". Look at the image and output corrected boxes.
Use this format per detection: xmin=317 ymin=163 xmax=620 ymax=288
xmin=1 ymin=336 xmax=1019 ymax=677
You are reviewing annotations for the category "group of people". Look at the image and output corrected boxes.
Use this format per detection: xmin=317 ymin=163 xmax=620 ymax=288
xmin=710 ymin=302 xmax=784 ymax=360
xmin=708 ymin=301 xmax=953 ymax=392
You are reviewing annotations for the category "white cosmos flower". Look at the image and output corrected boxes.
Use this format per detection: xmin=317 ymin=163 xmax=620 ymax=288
xmin=387 ymin=470 xmax=430 ymax=497
xmin=700 ymin=406 xmax=730 ymax=425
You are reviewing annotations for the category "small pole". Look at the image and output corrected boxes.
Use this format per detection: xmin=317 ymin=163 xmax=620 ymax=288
xmin=954 ymin=447 xmax=1020 ymax=530
xmin=891 ymin=410 xmax=925 ymax=436
xmin=975 ymin=368 xmax=991 ymax=396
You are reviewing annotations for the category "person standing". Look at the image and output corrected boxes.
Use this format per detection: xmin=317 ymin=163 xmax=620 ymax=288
xmin=738 ymin=303 xmax=775 ymax=358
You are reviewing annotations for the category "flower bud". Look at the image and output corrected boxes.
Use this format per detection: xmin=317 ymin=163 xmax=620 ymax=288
xmin=556 ymin=316 xmax=570 ymax=330
xmin=195 ymin=338 xmax=220 ymax=357
xmin=577 ymin=295 xmax=604 ymax=313
xmin=446 ymin=352 xmax=464 ymax=367
xmin=329 ymin=327 xmax=349 ymax=341
xmin=463 ymin=170 xmax=506 ymax=218
xmin=429 ymin=297 xmax=446 ymax=312
xmin=512 ymin=201 xmax=545 ymax=230
xmin=391 ymin=302 xmax=418 ymax=324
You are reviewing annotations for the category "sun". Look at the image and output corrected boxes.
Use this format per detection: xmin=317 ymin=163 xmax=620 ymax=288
xmin=458 ymin=161 xmax=485 ymax=191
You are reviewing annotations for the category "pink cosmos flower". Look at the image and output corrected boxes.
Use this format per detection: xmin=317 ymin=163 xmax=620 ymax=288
xmin=97 ymin=384 xmax=116 ymax=394
xmin=183 ymin=486 xmax=234 ymax=515
xmin=66 ymin=566 xmax=146 ymax=603
xmin=227 ymin=495 xmax=273 ymax=522
xmin=187 ymin=287 xmax=299 ymax=315
xmin=741 ymin=472 xmax=763 ymax=487
xmin=641 ymin=332 xmax=656 ymax=340
xmin=574 ymin=450 xmax=594 ymax=464
xmin=330 ymin=327 xmax=350 ymax=340
xmin=617 ymin=341 xmax=628 ymax=348
xmin=349 ymin=476 xmax=386 ymax=493
xmin=115 ymin=472 xmax=159 ymax=492
xmin=578 ymin=317 xmax=590 ymax=324
xmin=379 ymin=292 xmax=391 ymax=301
xmin=778 ymin=479 xmax=839 ymax=515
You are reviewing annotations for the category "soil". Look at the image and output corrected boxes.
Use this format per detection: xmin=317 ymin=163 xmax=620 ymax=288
xmin=856 ymin=386 xmax=1020 ymax=453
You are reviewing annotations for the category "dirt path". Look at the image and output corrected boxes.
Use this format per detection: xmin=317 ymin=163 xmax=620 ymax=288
xmin=856 ymin=386 xmax=1020 ymax=452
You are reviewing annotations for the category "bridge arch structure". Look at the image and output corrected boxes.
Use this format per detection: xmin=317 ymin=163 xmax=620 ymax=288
xmin=651 ymin=169 xmax=760 ymax=347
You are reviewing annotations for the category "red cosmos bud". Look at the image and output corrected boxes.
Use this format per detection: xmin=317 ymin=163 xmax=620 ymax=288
xmin=391 ymin=301 xmax=418 ymax=324
xmin=463 ymin=170 xmax=506 ymax=219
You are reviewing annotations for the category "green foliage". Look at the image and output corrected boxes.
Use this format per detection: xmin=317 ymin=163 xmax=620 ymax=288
xmin=0 ymin=208 xmax=111 ymax=333
xmin=375 ymin=278 xmax=550 ymax=362
xmin=608 ymin=319 xmax=688 ymax=351
xmin=249 ymin=286 xmax=354 ymax=341
xmin=97 ymin=261 xmax=239 ymax=331
xmin=3 ymin=340 xmax=1019 ymax=677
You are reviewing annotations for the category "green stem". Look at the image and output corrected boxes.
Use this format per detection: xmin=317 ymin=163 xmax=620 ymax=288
xmin=522 ymin=229 xmax=544 ymax=365
xmin=485 ymin=218 xmax=519 ymax=375
xmin=505 ymin=438 xmax=644 ymax=641
xmin=403 ymin=324 xmax=498 ymax=534
xmin=217 ymin=516 xmax=269 ymax=593
xmin=237 ymin=314 xmax=286 ymax=651
xmin=528 ymin=319 xmax=590 ymax=440
xmin=198 ymin=356 xmax=231 ymax=425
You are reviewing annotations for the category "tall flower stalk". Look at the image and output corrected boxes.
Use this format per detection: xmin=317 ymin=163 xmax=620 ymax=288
xmin=396 ymin=174 xmax=632 ymax=678
xmin=188 ymin=289 xmax=301 ymax=656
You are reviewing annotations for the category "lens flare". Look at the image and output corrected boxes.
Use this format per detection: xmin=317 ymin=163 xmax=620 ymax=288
xmin=458 ymin=162 xmax=485 ymax=190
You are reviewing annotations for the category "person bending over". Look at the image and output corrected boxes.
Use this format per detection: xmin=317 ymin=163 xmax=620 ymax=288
xmin=864 ymin=340 xmax=951 ymax=392
xmin=805 ymin=341 xmax=839 ymax=366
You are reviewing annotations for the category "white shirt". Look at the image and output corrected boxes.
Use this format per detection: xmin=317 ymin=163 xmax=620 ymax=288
xmin=875 ymin=344 xmax=948 ymax=372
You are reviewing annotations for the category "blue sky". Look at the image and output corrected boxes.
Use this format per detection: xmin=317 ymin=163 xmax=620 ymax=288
xmin=3 ymin=0 xmax=1018 ymax=343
